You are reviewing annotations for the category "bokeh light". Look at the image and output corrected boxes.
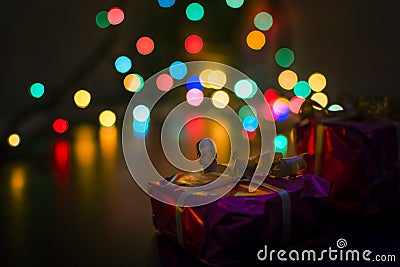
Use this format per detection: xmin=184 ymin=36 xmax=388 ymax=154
xmin=208 ymin=70 xmax=227 ymax=89
xmin=186 ymin=75 xmax=203 ymax=91
xmin=108 ymin=7 xmax=124 ymax=25
xmin=242 ymin=129 xmax=257 ymax=140
xmin=186 ymin=89 xmax=204 ymax=106
xmin=124 ymin=73 xmax=144 ymax=92
xmin=226 ymin=0 xmax=244 ymax=8
xmin=53 ymin=118 xmax=69 ymax=134
xmin=199 ymin=69 xmax=213 ymax=88
xmin=30 ymin=82 xmax=45 ymax=98
xmin=278 ymin=70 xmax=298 ymax=90
xmin=246 ymin=30 xmax=266 ymax=50
xmin=8 ymin=133 xmax=21 ymax=147
xmin=158 ymin=0 xmax=175 ymax=8
xmin=156 ymin=74 xmax=174 ymax=91
xmin=328 ymin=104 xmax=344 ymax=111
xmin=294 ymin=81 xmax=311 ymax=98
xmin=242 ymin=116 xmax=258 ymax=132
xmin=273 ymin=98 xmax=290 ymax=122
xmin=133 ymin=119 xmax=149 ymax=136
xmin=264 ymin=88 xmax=280 ymax=106
xmin=115 ymin=56 xmax=132 ymax=73
xmin=133 ymin=105 xmax=150 ymax=122
xmin=186 ymin=3 xmax=204 ymax=21
xmin=74 ymin=90 xmax=91 ymax=109
xmin=311 ymin=92 xmax=328 ymax=108
xmin=185 ymin=35 xmax=203 ymax=54
xmin=289 ymin=96 xmax=306 ymax=114
xmin=239 ymin=105 xmax=257 ymax=121
xmin=275 ymin=48 xmax=295 ymax=68
xmin=254 ymin=12 xmax=273 ymax=31
xmin=234 ymin=79 xmax=257 ymax=99
xmin=211 ymin=91 xmax=229 ymax=109
xmin=95 ymin=11 xmax=110 ymax=29
xmin=99 ymin=110 xmax=116 ymax=127
xmin=308 ymin=72 xmax=327 ymax=92
xmin=136 ymin=37 xmax=155 ymax=55
xmin=169 ymin=61 xmax=187 ymax=80
xmin=274 ymin=135 xmax=288 ymax=150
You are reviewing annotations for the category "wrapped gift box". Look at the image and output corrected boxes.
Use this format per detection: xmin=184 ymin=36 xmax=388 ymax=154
xmin=296 ymin=118 xmax=400 ymax=214
xmin=149 ymin=172 xmax=330 ymax=267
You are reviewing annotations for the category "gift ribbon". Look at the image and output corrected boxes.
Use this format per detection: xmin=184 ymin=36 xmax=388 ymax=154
xmin=175 ymin=175 xmax=291 ymax=248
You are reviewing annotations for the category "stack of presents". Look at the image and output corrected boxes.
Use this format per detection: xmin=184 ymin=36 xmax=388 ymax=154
xmin=149 ymin=99 xmax=400 ymax=266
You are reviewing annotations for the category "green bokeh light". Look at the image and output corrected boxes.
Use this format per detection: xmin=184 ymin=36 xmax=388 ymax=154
xmin=186 ymin=3 xmax=204 ymax=21
xmin=96 ymin=11 xmax=110 ymax=29
xmin=275 ymin=48 xmax=295 ymax=68
xmin=254 ymin=12 xmax=273 ymax=31
xmin=294 ymin=81 xmax=311 ymax=98
xmin=226 ymin=0 xmax=244 ymax=8
xmin=238 ymin=105 xmax=257 ymax=121
xmin=30 ymin=82 xmax=45 ymax=98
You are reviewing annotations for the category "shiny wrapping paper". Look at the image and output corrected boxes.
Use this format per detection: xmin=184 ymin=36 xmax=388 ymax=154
xmin=149 ymin=173 xmax=330 ymax=266
xmin=296 ymin=119 xmax=400 ymax=214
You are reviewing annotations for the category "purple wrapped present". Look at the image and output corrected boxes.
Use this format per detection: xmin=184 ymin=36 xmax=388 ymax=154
xmin=149 ymin=172 xmax=331 ymax=266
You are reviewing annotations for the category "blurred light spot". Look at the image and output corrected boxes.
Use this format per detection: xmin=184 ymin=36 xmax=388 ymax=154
xmin=242 ymin=129 xmax=257 ymax=140
xmin=185 ymin=35 xmax=203 ymax=54
xmin=273 ymin=98 xmax=290 ymax=121
xmin=108 ymin=7 xmax=124 ymax=25
xmin=133 ymin=105 xmax=150 ymax=122
xmin=74 ymin=89 xmax=91 ymax=109
xmin=242 ymin=116 xmax=258 ymax=132
xmin=169 ymin=61 xmax=187 ymax=80
xmin=53 ymin=138 xmax=70 ymax=179
xmin=226 ymin=0 xmax=244 ymax=8
xmin=158 ymin=0 xmax=175 ymax=8
xmin=133 ymin=119 xmax=149 ymax=137
xmin=124 ymin=73 xmax=144 ymax=92
xmin=278 ymin=70 xmax=298 ymax=90
xmin=294 ymin=81 xmax=311 ymax=98
xmin=99 ymin=110 xmax=116 ymax=127
xmin=254 ymin=12 xmax=273 ymax=31
xmin=136 ymin=37 xmax=155 ymax=55
xmin=239 ymin=105 xmax=257 ymax=121
xmin=264 ymin=88 xmax=280 ymax=106
xmin=74 ymin=126 xmax=96 ymax=169
xmin=156 ymin=74 xmax=174 ymax=91
xmin=234 ymin=79 xmax=257 ymax=99
xmin=30 ymin=82 xmax=45 ymax=98
xmin=199 ymin=69 xmax=213 ymax=88
xmin=208 ymin=70 xmax=226 ymax=89
xmin=262 ymin=105 xmax=275 ymax=121
xmin=11 ymin=167 xmax=25 ymax=200
xmin=186 ymin=89 xmax=204 ymax=106
xmin=328 ymin=104 xmax=344 ymax=112
xmin=274 ymin=135 xmax=288 ymax=150
xmin=95 ymin=11 xmax=110 ymax=29
xmin=275 ymin=48 xmax=295 ymax=68
xmin=211 ymin=91 xmax=229 ymax=109
xmin=8 ymin=133 xmax=21 ymax=147
xmin=311 ymin=92 xmax=328 ymax=108
xmin=186 ymin=3 xmax=204 ymax=21
xmin=186 ymin=75 xmax=204 ymax=90
xmin=289 ymin=96 xmax=306 ymax=114
xmin=53 ymin=118 xmax=69 ymax=134
xmin=308 ymin=72 xmax=327 ymax=92
xmin=246 ymin=30 xmax=266 ymax=50
xmin=115 ymin=56 xmax=132 ymax=73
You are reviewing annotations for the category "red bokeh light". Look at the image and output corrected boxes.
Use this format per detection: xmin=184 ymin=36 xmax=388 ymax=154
xmin=136 ymin=36 xmax=155 ymax=55
xmin=53 ymin=118 xmax=69 ymax=134
xmin=185 ymin=35 xmax=203 ymax=54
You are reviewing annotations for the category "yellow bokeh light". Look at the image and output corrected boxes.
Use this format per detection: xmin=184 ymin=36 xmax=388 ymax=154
xmin=74 ymin=89 xmax=91 ymax=108
xmin=278 ymin=70 xmax=298 ymax=90
xmin=308 ymin=72 xmax=327 ymax=92
xmin=8 ymin=133 xmax=21 ymax=147
xmin=199 ymin=69 xmax=213 ymax=88
xmin=211 ymin=90 xmax=230 ymax=109
xmin=208 ymin=70 xmax=227 ymax=89
xmin=99 ymin=110 xmax=116 ymax=127
xmin=246 ymin=30 xmax=266 ymax=50
xmin=311 ymin=92 xmax=328 ymax=109
xmin=123 ymin=74 xmax=143 ymax=92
